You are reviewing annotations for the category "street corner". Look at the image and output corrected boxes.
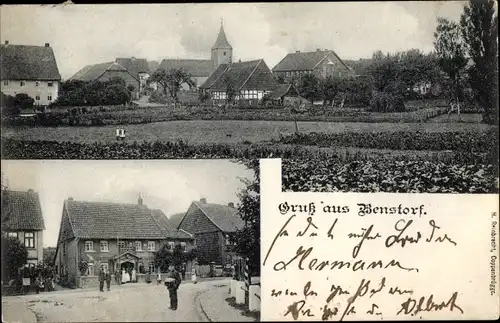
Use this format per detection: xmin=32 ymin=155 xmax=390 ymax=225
xmin=197 ymin=282 xmax=259 ymax=322
xmin=2 ymin=297 xmax=38 ymax=323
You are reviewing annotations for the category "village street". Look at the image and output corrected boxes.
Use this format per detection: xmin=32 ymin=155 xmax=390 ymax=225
xmin=2 ymin=279 xmax=257 ymax=322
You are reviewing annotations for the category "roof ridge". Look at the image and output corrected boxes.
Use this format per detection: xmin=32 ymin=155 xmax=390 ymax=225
xmin=193 ymin=201 xmax=226 ymax=232
xmin=238 ymin=59 xmax=262 ymax=91
xmin=64 ymin=200 xmax=80 ymax=239
xmin=149 ymin=209 xmax=172 ymax=237
xmin=312 ymin=51 xmax=333 ymax=70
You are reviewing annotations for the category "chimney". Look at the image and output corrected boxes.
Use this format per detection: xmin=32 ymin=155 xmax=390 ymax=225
xmin=138 ymin=194 xmax=143 ymax=206
xmin=68 ymin=197 xmax=73 ymax=201
xmin=45 ymin=43 xmax=50 ymax=47
xmin=296 ymin=50 xmax=300 ymax=53
xmin=200 ymin=198 xmax=207 ymax=204
xmin=228 ymin=202 xmax=235 ymax=208
xmin=4 ymin=41 xmax=9 ymax=45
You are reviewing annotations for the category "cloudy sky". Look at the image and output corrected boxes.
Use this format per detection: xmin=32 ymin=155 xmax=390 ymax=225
xmin=1 ymin=160 xmax=254 ymax=247
xmin=1 ymin=2 xmax=466 ymax=80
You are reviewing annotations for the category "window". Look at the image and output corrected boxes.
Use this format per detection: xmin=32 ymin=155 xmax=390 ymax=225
xmin=24 ymin=232 xmax=35 ymax=248
xmin=63 ymin=242 xmax=67 ymax=256
xmin=180 ymin=242 xmax=187 ymax=252
xmin=147 ymin=241 xmax=155 ymax=251
xmin=87 ymin=263 xmax=94 ymax=276
xmin=85 ymin=241 xmax=94 ymax=252
xmin=225 ymin=234 xmax=231 ymax=246
xmin=100 ymin=241 xmax=109 ymax=252
xmin=35 ymin=95 xmax=40 ymax=101
xmin=48 ymin=82 xmax=53 ymax=87
xmin=135 ymin=241 xmax=142 ymax=251
xmin=20 ymin=81 xmax=25 ymax=86
xmin=223 ymin=51 xmax=226 ymax=56
xmin=47 ymin=95 xmax=52 ymax=101
xmin=148 ymin=262 xmax=155 ymax=274
xmin=8 ymin=232 xmax=18 ymax=238
xmin=167 ymin=241 xmax=175 ymax=250
xmin=3 ymin=80 xmax=8 ymax=85
xmin=118 ymin=241 xmax=125 ymax=249
xmin=36 ymin=81 xmax=40 ymax=87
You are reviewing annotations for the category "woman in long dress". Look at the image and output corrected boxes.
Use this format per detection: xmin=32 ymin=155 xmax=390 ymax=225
xmin=191 ymin=267 xmax=197 ymax=284
xmin=131 ymin=268 xmax=137 ymax=283
xmin=121 ymin=269 xmax=127 ymax=283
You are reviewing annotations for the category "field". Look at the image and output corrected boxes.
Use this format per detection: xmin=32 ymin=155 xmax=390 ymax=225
xmin=1 ymin=120 xmax=492 ymax=145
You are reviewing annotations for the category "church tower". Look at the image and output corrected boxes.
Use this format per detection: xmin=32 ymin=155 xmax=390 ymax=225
xmin=211 ymin=20 xmax=233 ymax=68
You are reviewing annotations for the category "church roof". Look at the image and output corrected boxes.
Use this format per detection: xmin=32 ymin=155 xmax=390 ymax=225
xmin=212 ymin=24 xmax=232 ymax=50
xmin=157 ymin=59 xmax=214 ymax=77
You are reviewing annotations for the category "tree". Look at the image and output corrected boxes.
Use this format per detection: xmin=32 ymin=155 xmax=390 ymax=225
xmin=224 ymin=77 xmax=238 ymax=106
xmin=150 ymin=68 xmax=196 ymax=105
xmin=14 ymin=93 xmax=35 ymax=110
xmin=434 ymin=17 xmax=468 ymax=112
xmin=1 ymin=93 xmax=19 ymax=117
xmin=43 ymin=247 xmax=57 ymax=267
xmin=1 ymin=236 xmax=28 ymax=281
xmin=154 ymin=244 xmax=196 ymax=272
xmin=298 ymin=73 xmax=320 ymax=104
xmin=230 ymin=159 xmax=260 ymax=276
xmin=460 ymin=0 xmax=499 ymax=125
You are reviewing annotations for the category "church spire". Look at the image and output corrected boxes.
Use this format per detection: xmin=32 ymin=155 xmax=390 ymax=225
xmin=212 ymin=19 xmax=232 ymax=50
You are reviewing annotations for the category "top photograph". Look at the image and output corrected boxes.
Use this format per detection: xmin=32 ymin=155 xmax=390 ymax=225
xmin=1 ymin=2 xmax=498 ymax=164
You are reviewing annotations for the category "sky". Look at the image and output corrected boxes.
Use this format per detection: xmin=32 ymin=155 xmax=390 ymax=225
xmin=0 ymin=2 xmax=467 ymax=80
xmin=1 ymin=159 xmax=255 ymax=248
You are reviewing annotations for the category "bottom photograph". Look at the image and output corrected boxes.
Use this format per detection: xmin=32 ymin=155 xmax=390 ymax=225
xmin=1 ymin=159 xmax=261 ymax=322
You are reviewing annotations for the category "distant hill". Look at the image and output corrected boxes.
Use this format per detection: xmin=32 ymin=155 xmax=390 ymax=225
xmin=168 ymin=212 xmax=185 ymax=229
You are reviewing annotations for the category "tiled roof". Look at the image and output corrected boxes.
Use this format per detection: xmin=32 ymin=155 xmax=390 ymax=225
xmin=64 ymin=200 xmax=169 ymax=239
xmin=157 ymin=59 xmax=214 ymax=77
xmin=2 ymin=190 xmax=45 ymax=231
xmin=150 ymin=209 xmax=192 ymax=240
xmin=69 ymin=62 xmax=135 ymax=82
xmin=195 ymin=201 xmax=245 ymax=233
xmin=264 ymin=84 xmax=293 ymax=100
xmin=272 ymin=50 xmax=350 ymax=72
xmin=212 ymin=25 xmax=232 ymax=50
xmin=200 ymin=59 xmax=278 ymax=91
xmin=1 ymin=44 xmax=61 ymax=81
xmin=148 ymin=60 xmax=160 ymax=74
xmin=116 ymin=57 xmax=150 ymax=78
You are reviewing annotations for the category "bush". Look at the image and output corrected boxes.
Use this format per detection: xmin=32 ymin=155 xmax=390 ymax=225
xmin=368 ymin=91 xmax=406 ymax=112
xmin=282 ymin=158 xmax=497 ymax=193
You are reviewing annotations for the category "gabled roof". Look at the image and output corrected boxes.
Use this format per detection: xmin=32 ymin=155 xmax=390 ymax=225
xmin=200 ymin=59 xmax=278 ymax=91
xmin=150 ymin=209 xmax=193 ymax=240
xmin=116 ymin=57 xmax=150 ymax=78
xmin=193 ymin=201 xmax=245 ymax=233
xmin=62 ymin=199 xmax=170 ymax=239
xmin=1 ymin=44 xmax=61 ymax=81
xmin=2 ymin=190 xmax=45 ymax=231
xmin=212 ymin=24 xmax=232 ymax=50
xmin=272 ymin=50 xmax=350 ymax=72
xmin=69 ymin=61 xmax=137 ymax=82
xmin=157 ymin=59 xmax=214 ymax=77
xmin=264 ymin=83 xmax=298 ymax=100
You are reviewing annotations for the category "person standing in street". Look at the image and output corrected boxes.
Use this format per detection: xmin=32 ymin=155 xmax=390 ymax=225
xmin=157 ymin=270 xmax=162 ymax=285
xmin=105 ymin=268 xmax=111 ymax=291
xmin=165 ymin=265 xmax=182 ymax=310
xmin=98 ymin=265 xmax=105 ymax=292
xmin=131 ymin=268 xmax=137 ymax=283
